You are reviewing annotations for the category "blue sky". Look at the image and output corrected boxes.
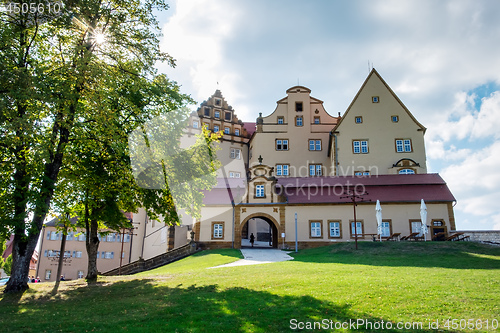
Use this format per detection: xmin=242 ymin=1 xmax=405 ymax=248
xmin=156 ymin=0 xmax=500 ymax=230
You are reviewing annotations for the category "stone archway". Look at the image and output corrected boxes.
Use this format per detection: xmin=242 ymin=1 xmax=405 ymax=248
xmin=236 ymin=212 xmax=281 ymax=249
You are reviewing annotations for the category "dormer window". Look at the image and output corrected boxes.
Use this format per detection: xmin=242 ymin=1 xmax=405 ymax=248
xmin=296 ymin=102 xmax=303 ymax=112
xmin=214 ymin=98 xmax=221 ymax=106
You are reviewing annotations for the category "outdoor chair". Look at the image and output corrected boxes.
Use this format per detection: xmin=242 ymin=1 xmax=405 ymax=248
xmin=384 ymin=233 xmax=401 ymax=241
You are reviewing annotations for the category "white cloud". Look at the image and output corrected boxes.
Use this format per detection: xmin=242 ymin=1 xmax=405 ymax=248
xmin=470 ymin=91 xmax=500 ymax=139
xmin=159 ymin=0 xmax=244 ymax=112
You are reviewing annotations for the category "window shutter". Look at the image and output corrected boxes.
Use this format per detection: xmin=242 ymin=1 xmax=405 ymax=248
xmin=111 ymin=252 xmax=114 ymax=259
xmin=47 ymin=231 xmax=50 ymax=240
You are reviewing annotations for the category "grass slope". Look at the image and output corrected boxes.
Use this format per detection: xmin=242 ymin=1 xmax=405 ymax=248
xmin=1 ymin=242 xmax=499 ymax=332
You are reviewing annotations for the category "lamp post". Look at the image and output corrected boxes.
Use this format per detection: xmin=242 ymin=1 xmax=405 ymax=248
xmin=341 ymin=186 xmax=370 ymax=250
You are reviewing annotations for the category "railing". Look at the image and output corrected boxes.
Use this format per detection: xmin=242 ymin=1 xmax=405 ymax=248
xmin=102 ymin=242 xmax=200 ymax=276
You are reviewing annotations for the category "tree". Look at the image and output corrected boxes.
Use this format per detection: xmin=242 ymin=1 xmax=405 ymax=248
xmin=0 ymin=0 xmax=175 ymax=292
xmin=50 ymin=58 xmax=221 ymax=281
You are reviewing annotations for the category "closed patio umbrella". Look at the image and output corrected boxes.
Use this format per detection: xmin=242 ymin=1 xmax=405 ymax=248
xmin=376 ymin=200 xmax=383 ymax=242
xmin=420 ymin=199 xmax=428 ymax=241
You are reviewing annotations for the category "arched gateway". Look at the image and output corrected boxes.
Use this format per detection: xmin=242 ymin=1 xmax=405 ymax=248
xmin=239 ymin=213 xmax=279 ymax=248
xmin=235 ymin=211 xmax=284 ymax=249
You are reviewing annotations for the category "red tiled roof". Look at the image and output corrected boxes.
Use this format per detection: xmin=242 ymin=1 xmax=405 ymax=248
xmin=202 ymin=178 xmax=247 ymax=205
xmin=243 ymin=122 xmax=256 ymax=137
xmin=201 ymin=174 xmax=455 ymax=206
xmin=277 ymin=174 xmax=455 ymax=204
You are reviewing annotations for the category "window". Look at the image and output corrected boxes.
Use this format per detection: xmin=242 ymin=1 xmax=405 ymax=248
xmin=66 ymin=232 xmax=73 ymax=241
xmin=354 ymin=171 xmax=370 ymax=176
xmin=78 ymin=233 xmax=85 ymax=241
xmin=230 ymin=148 xmax=241 ymax=159
xmin=391 ymin=115 xmax=399 ymax=123
xmin=276 ymin=164 xmax=289 ymax=176
xmin=411 ymin=220 xmax=423 ymax=236
xmin=224 ymin=127 xmax=230 ymax=134
xmin=309 ymin=164 xmax=322 ymax=176
xmin=124 ymin=234 xmax=131 ymax=242
xmin=296 ymin=102 xmax=303 ymax=111
xmin=204 ymin=107 xmax=210 ymax=116
xmin=355 ymin=116 xmax=363 ymax=124
xmin=295 ymin=116 xmax=303 ymax=126
xmin=351 ymin=221 xmax=363 ymax=237
xmin=396 ymin=139 xmax=412 ymax=152
xmin=329 ymin=221 xmax=341 ymax=238
xmin=214 ymin=110 xmax=220 ymax=118
xmin=235 ymin=128 xmax=240 ymax=136
xmin=193 ymin=121 xmax=199 ymax=128
xmin=212 ymin=222 xmax=224 ymax=239
xmin=45 ymin=270 xmax=51 ymax=280
xmin=214 ymin=98 xmax=221 ymax=106
xmin=104 ymin=252 xmax=113 ymax=259
xmin=372 ymin=96 xmax=379 ymax=103
xmin=213 ymin=125 xmax=220 ymax=132
xmin=398 ymin=168 xmax=415 ymax=174
xmin=229 ymin=172 xmax=241 ymax=178
xmin=309 ymin=140 xmax=321 ymax=151
xmin=78 ymin=270 xmax=84 ymax=279
xmin=276 ymin=139 xmax=289 ymax=151
xmin=277 ymin=117 xmax=284 ymax=124
xmin=76 ymin=251 xmax=82 ymax=258
xmin=96 ymin=252 xmax=100 ymax=259
xmin=310 ymin=221 xmax=322 ymax=238
xmin=46 ymin=231 xmax=51 ymax=240
xmin=314 ymin=117 xmax=320 ymax=124
xmin=225 ymin=112 xmax=231 ymax=121
xmin=432 ymin=220 xmax=443 ymax=226
xmin=256 ymin=185 xmax=265 ymax=198
xmin=381 ymin=220 xmax=391 ymax=237
xmin=107 ymin=234 xmax=114 ymax=242
xmin=50 ymin=232 xmax=58 ymax=240
xmin=64 ymin=251 xmax=71 ymax=258
xmin=353 ymin=140 xmax=369 ymax=154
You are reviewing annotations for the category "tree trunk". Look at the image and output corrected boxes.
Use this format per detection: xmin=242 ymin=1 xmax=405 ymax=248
xmin=85 ymin=219 xmax=100 ymax=282
xmin=4 ymin=233 xmax=37 ymax=293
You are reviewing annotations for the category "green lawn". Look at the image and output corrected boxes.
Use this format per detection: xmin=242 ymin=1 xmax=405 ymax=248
xmin=1 ymin=242 xmax=499 ymax=332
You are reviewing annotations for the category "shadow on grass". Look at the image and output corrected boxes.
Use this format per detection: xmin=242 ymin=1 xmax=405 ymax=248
xmin=0 ymin=279 xmax=438 ymax=332
xmin=290 ymin=241 xmax=500 ymax=270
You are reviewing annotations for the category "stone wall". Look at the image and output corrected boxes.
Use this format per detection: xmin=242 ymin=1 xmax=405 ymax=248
xmin=103 ymin=242 xmax=199 ymax=276
xmin=454 ymin=230 xmax=500 ymax=244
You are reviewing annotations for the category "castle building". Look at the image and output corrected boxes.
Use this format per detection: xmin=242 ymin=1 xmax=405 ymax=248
xmin=189 ymin=69 xmax=455 ymax=249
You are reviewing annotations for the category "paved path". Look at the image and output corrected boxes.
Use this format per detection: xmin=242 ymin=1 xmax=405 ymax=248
xmin=209 ymin=249 xmax=294 ymax=269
